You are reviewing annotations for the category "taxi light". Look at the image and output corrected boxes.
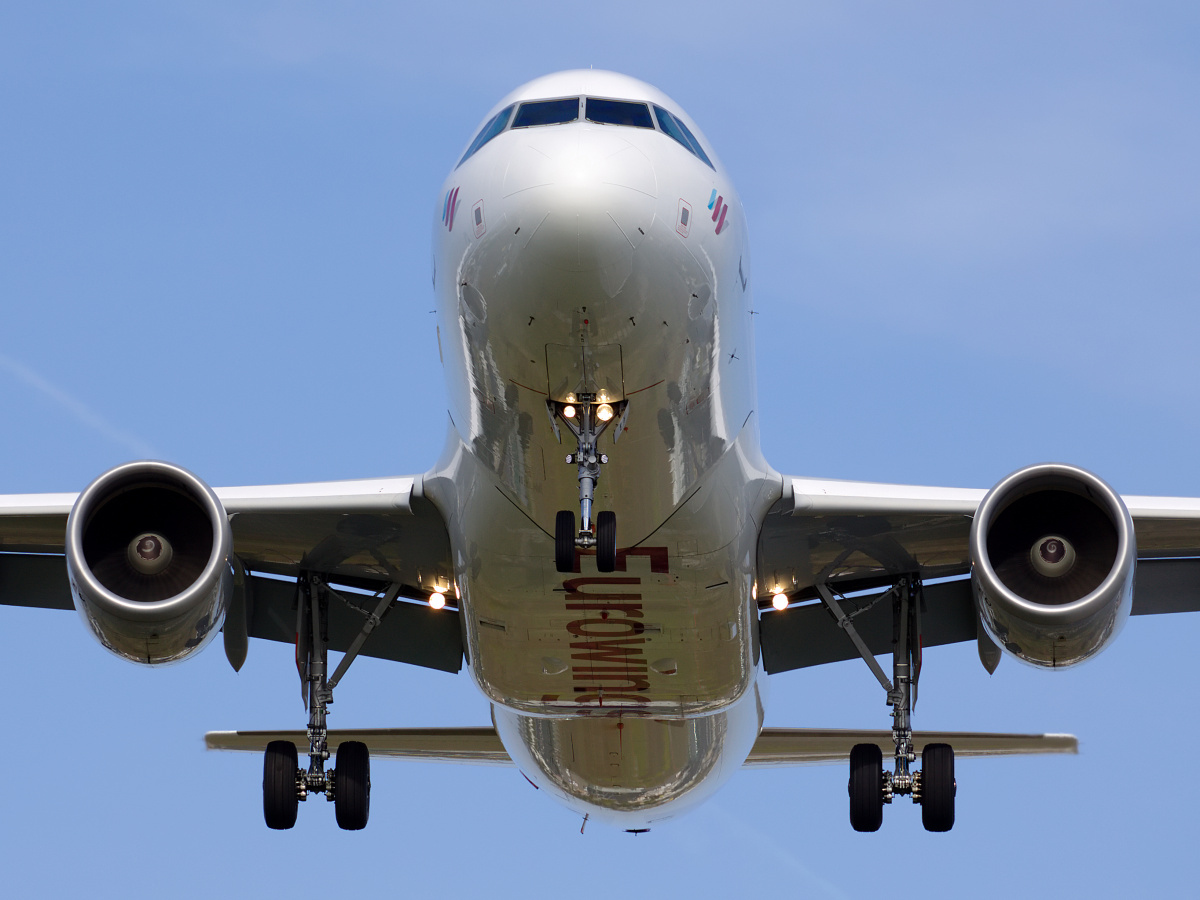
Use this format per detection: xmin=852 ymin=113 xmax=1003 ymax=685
xmin=771 ymin=592 xmax=789 ymax=611
xmin=562 ymin=405 xmax=576 ymax=419
xmin=597 ymin=403 xmax=614 ymax=422
xmin=429 ymin=591 xmax=446 ymax=610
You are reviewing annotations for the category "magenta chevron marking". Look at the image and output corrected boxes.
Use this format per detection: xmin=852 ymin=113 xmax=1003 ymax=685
xmin=708 ymin=192 xmax=730 ymax=234
xmin=446 ymin=187 xmax=460 ymax=231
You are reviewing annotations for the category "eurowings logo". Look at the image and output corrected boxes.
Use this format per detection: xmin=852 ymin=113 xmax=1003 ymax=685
xmin=442 ymin=187 xmax=460 ymax=231
xmin=708 ymin=189 xmax=729 ymax=235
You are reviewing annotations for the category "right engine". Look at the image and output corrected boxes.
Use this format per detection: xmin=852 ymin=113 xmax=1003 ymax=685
xmin=969 ymin=463 xmax=1136 ymax=668
xmin=65 ymin=460 xmax=233 ymax=665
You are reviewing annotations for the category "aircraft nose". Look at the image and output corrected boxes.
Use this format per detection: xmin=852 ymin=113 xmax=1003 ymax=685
xmin=500 ymin=128 xmax=657 ymax=291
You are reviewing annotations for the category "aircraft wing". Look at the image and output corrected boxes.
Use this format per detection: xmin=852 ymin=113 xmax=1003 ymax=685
xmin=0 ymin=475 xmax=462 ymax=673
xmin=758 ymin=475 xmax=1200 ymax=674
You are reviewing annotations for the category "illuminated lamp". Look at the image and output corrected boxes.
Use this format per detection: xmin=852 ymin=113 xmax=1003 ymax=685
xmin=771 ymin=592 xmax=789 ymax=611
xmin=429 ymin=591 xmax=446 ymax=610
xmin=596 ymin=403 xmax=614 ymax=422
xmin=562 ymin=405 xmax=576 ymax=419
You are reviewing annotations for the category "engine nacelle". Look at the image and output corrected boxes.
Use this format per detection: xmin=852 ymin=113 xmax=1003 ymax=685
xmin=65 ymin=461 xmax=233 ymax=665
xmin=969 ymin=463 xmax=1135 ymax=668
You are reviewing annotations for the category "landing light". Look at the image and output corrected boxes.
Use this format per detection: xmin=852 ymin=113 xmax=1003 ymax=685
xmin=772 ymin=592 xmax=789 ymax=611
xmin=562 ymin=405 xmax=576 ymax=419
xmin=597 ymin=403 xmax=614 ymax=422
xmin=429 ymin=591 xmax=446 ymax=610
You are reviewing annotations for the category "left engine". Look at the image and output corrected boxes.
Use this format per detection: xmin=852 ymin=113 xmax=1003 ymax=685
xmin=969 ymin=463 xmax=1136 ymax=668
xmin=65 ymin=460 xmax=233 ymax=664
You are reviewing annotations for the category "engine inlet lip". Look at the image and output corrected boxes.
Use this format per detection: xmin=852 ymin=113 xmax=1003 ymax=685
xmin=65 ymin=460 xmax=233 ymax=623
xmin=968 ymin=462 xmax=1136 ymax=626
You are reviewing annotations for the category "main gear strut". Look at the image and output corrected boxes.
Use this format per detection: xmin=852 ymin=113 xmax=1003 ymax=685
xmin=816 ymin=574 xmax=956 ymax=832
xmin=548 ymin=395 xmax=627 ymax=573
xmin=262 ymin=573 xmax=388 ymax=831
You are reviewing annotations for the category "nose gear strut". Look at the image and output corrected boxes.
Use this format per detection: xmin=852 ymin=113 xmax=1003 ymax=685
xmin=548 ymin=395 xmax=627 ymax=573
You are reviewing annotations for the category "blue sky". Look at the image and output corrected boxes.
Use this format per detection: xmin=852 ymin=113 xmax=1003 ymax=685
xmin=3 ymin=2 xmax=1200 ymax=896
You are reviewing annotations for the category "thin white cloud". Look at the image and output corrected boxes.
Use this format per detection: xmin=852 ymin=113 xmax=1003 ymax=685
xmin=0 ymin=352 xmax=158 ymax=459
xmin=701 ymin=798 xmax=852 ymax=899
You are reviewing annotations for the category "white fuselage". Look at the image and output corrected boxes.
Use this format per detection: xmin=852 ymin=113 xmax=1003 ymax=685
xmin=421 ymin=71 xmax=781 ymax=828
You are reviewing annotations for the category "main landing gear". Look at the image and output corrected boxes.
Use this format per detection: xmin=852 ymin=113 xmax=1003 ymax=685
xmin=263 ymin=574 xmax=396 ymax=831
xmin=816 ymin=575 xmax=956 ymax=832
xmin=548 ymin=395 xmax=627 ymax=573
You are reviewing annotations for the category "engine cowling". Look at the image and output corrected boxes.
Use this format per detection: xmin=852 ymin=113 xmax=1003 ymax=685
xmin=65 ymin=461 xmax=233 ymax=664
xmin=969 ymin=463 xmax=1135 ymax=668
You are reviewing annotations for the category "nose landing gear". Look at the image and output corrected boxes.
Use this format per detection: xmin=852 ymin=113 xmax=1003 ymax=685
xmin=548 ymin=396 xmax=626 ymax=573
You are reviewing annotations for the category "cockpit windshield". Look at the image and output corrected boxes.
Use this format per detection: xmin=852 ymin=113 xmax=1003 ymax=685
xmin=512 ymin=98 xmax=580 ymax=128
xmin=458 ymin=104 xmax=515 ymax=167
xmin=652 ymin=105 xmax=714 ymax=169
xmin=585 ymin=98 xmax=653 ymax=128
xmin=456 ymin=95 xmax=716 ymax=172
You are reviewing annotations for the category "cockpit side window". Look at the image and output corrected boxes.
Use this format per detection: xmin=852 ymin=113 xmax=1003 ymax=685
xmin=458 ymin=104 xmax=515 ymax=167
xmin=652 ymin=105 xmax=715 ymax=169
xmin=512 ymin=98 xmax=580 ymax=128
xmin=585 ymin=98 xmax=654 ymax=128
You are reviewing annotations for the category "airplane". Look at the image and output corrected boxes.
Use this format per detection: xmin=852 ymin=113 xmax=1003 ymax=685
xmin=3 ymin=68 xmax=1200 ymax=835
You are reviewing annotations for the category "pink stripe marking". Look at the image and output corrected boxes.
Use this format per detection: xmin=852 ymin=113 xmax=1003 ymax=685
xmin=716 ymin=203 xmax=728 ymax=234
xmin=448 ymin=187 xmax=459 ymax=231
xmin=712 ymin=196 xmax=723 ymax=222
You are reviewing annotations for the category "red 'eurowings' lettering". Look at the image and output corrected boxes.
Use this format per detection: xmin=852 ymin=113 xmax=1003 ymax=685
xmin=570 ymin=637 xmax=646 ymax=666
xmin=568 ymin=547 xmax=669 ymax=574
xmin=561 ymin=550 xmax=669 ymax=708
xmin=566 ymin=619 xmax=644 ymax=637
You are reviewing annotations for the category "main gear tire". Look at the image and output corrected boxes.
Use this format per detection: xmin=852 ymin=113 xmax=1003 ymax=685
xmin=848 ymin=743 xmax=884 ymax=832
xmin=263 ymin=740 xmax=299 ymax=830
xmin=921 ymin=743 xmax=955 ymax=832
xmin=334 ymin=740 xmax=371 ymax=831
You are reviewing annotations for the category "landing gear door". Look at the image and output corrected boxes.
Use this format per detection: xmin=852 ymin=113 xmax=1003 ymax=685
xmin=545 ymin=342 xmax=625 ymax=403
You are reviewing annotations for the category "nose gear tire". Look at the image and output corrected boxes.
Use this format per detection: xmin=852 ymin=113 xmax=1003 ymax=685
xmin=555 ymin=510 xmax=576 ymax=573
xmin=596 ymin=510 xmax=616 ymax=572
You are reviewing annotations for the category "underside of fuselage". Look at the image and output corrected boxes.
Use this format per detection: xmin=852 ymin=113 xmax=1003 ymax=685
xmin=420 ymin=70 xmax=782 ymax=823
